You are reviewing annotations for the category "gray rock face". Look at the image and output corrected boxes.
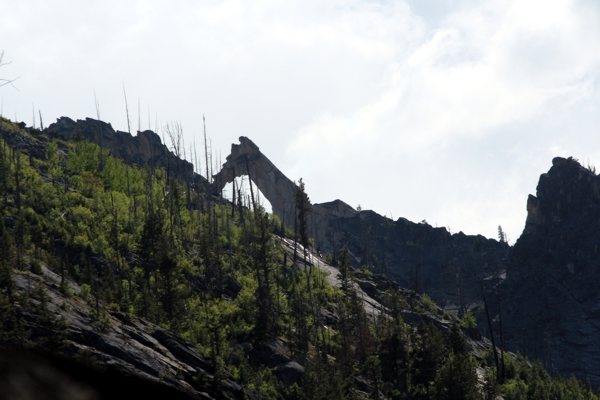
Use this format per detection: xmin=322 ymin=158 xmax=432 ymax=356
xmin=12 ymin=266 xmax=246 ymax=400
xmin=0 ymin=124 xmax=49 ymax=160
xmin=248 ymin=339 xmax=291 ymax=368
xmin=273 ymin=361 xmax=304 ymax=387
xmin=504 ymin=156 xmax=600 ymax=386
xmin=2 ymin=216 xmax=15 ymax=228
xmin=313 ymin=209 xmax=509 ymax=306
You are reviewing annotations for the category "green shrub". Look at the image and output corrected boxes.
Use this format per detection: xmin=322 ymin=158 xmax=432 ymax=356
xmin=29 ymin=260 xmax=43 ymax=275
xmin=421 ymin=293 xmax=439 ymax=315
xmin=461 ymin=310 xmax=477 ymax=329
xmin=78 ymin=283 xmax=91 ymax=301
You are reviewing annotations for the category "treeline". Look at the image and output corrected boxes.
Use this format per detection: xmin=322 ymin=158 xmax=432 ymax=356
xmin=0 ymin=117 xmax=597 ymax=399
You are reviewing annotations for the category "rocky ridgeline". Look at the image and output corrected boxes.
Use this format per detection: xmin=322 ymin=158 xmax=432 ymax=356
xmin=503 ymin=156 xmax=600 ymax=385
xmin=215 ymin=137 xmax=509 ymax=308
xmin=0 ymin=117 xmax=208 ymax=188
xmin=310 ymin=205 xmax=509 ymax=306
xmin=214 ymin=138 xmax=600 ymax=387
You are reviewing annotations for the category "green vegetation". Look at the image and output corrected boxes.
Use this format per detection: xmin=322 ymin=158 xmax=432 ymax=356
xmin=0 ymin=119 xmax=597 ymax=399
xmin=461 ymin=310 xmax=477 ymax=330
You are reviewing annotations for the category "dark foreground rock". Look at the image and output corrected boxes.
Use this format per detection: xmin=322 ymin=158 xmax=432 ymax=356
xmin=0 ymin=351 xmax=100 ymax=400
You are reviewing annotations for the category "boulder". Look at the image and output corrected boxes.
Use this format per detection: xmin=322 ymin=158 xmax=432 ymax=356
xmin=223 ymin=276 xmax=242 ymax=298
xmin=273 ymin=361 xmax=304 ymax=387
xmin=248 ymin=339 xmax=290 ymax=368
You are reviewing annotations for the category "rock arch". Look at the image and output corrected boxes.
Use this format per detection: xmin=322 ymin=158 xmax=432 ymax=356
xmin=212 ymin=137 xmax=298 ymax=226
xmin=213 ymin=136 xmax=357 ymax=254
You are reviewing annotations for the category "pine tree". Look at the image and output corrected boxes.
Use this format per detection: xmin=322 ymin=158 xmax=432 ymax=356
xmin=411 ymin=321 xmax=447 ymax=397
xmin=432 ymin=323 xmax=479 ymax=400
xmin=337 ymin=246 xmax=354 ymax=294
xmin=294 ymin=178 xmax=312 ymax=252
xmin=0 ymin=218 xmax=21 ymax=345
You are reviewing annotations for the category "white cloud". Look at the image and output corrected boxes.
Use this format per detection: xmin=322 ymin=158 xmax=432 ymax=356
xmin=2 ymin=0 xmax=600 ymax=241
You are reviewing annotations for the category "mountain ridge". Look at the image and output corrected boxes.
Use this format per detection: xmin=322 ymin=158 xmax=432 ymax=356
xmin=1 ymin=115 xmax=598 ymax=397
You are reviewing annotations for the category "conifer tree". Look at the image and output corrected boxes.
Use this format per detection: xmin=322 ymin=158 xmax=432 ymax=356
xmin=0 ymin=218 xmax=21 ymax=345
xmin=337 ymin=245 xmax=353 ymax=294
xmin=433 ymin=323 xmax=479 ymax=400
xmin=411 ymin=321 xmax=447 ymax=397
xmin=294 ymin=178 xmax=312 ymax=254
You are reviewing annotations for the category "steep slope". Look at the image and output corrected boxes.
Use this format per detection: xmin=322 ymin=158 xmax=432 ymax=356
xmin=504 ymin=156 xmax=600 ymax=385
xmin=11 ymin=265 xmax=245 ymax=400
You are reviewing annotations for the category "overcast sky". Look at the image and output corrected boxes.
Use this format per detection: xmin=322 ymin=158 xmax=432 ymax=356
xmin=2 ymin=0 xmax=600 ymax=242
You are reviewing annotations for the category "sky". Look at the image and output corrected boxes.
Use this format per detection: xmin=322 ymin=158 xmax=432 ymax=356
xmin=2 ymin=0 xmax=600 ymax=242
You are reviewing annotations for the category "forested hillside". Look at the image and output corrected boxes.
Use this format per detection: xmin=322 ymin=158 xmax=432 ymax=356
xmin=0 ymin=116 xmax=596 ymax=399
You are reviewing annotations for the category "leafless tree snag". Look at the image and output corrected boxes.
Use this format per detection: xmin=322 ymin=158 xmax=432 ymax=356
xmin=0 ymin=51 xmax=19 ymax=89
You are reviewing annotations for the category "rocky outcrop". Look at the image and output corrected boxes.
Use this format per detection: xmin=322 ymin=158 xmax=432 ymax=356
xmin=44 ymin=117 xmax=207 ymax=187
xmin=12 ymin=265 xmax=247 ymax=400
xmin=503 ymin=157 xmax=600 ymax=385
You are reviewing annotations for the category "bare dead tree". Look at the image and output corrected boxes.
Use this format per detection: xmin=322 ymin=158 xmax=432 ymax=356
xmin=94 ymin=92 xmax=101 ymax=120
xmin=231 ymin=167 xmax=236 ymax=218
xmin=481 ymin=283 xmax=500 ymax=381
xmin=245 ymin=155 xmax=256 ymax=213
xmin=0 ymin=51 xmax=19 ymax=88
xmin=218 ymin=151 xmax=222 ymax=197
xmin=164 ymin=121 xmax=183 ymax=159
xmin=38 ymin=110 xmax=44 ymax=130
xmin=498 ymin=297 xmax=506 ymax=382
xmin=203 ymin=115 xmax=210 ymax=183
xmin=122 ymin=83 xmax=131 ymax=134
xmin=94 ymin=92 xmax=104 ymax=171
xmin=209 ymin=138 xmax=213 ymax=186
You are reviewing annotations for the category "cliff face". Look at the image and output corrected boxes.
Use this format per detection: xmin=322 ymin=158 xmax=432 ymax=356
xmin=503 ymin=157 xmax=600 ymax=384
xmin=311 ymin=207 xmax=508 ymax=306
